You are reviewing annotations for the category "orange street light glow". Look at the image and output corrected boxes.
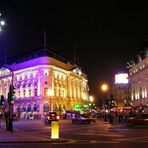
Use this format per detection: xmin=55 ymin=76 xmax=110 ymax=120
xmin=101 ymin=84 xmax=109 ymax=92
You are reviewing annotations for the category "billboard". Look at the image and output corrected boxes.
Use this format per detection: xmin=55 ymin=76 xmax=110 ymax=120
xmin=115 ymin=73 xmax=128 ymax=84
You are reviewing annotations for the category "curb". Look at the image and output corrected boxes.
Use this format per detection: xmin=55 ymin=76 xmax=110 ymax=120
xmin=0 ymin=139 xmax=70 ymax=144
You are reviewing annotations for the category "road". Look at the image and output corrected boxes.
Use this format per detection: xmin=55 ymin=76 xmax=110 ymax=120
xmin=0 ymin=119 xmax=148 ymax=148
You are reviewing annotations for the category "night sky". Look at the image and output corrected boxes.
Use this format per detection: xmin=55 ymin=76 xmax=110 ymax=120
xmin=1 ymin=1 xmax=148 ymax=99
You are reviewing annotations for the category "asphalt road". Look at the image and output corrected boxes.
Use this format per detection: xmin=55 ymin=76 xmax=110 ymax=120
xmin=0 ymin=119 xmax=148 ymax=148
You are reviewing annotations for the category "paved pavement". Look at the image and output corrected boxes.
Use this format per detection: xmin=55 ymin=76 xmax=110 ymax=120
xmin=0 ymin=119 xmax=125 ymax=143
xmin=0 ymin=121 xmax=69 ymax=143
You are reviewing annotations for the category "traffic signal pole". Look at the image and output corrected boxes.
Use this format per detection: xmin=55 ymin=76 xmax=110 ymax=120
xmin=2 ymin=66 xmax=14 ymax=133
xmin=8 ymin=71 xmax=14 ymax=133
xmin=9 ymin=103 xmax=13 ymax=133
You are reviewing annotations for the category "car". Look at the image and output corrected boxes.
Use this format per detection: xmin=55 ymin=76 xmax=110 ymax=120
xmin=44 ymin=111 xmax=60 ymax=124
xmin=72 ymin=113 xmax=97 ymax=124
xmin=126 ymin=113 xmax=148 ymax=126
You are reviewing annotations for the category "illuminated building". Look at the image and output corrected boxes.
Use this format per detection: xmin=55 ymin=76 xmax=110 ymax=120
xmin=111 ymin=73 xmax=131 ymax=109
xmin=128 ymin=48 xmax=148 ymax=109
xmin=0 ymin=48 xmax=89 ymax=118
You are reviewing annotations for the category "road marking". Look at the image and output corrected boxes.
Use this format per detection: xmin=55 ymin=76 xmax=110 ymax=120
xmin=77 ymin=132 xmax=124 ymax=137
xmin=67 ymin=139 xmax=120 ymax=144
xmin=114 ymin=136 xmax=148 ymax=143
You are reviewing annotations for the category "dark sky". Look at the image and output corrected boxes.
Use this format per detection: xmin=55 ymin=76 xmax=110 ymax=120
xmin=0 ymin=1 xmax=148 ymax=98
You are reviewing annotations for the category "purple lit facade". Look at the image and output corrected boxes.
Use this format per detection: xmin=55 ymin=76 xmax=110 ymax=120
xmin=0 ymin=49 xmax=89 ymax=119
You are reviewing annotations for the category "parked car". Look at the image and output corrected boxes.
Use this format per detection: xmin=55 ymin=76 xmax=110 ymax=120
xmin=126 ymin=113 xmax=148 ymax=126
xmin=72 ymin=113 xmax=97 ymax=124
xmin=44 ymin=111 xmax=60 ymax=124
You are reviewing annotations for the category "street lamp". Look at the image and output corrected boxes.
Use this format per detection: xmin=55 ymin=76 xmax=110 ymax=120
xmin=89 ymin=96 xmax=94 ymax=103
xmin=100 ymin=83 xmax=110 ymax=109
xmin=47 ymin=88 xmax=54 ymax=111
xmin=89 ymin=95 xmax=94 ymax=111
xmin=0 ymin=13 xmax=7 ymax=64
xmin=101 ymin=83 xmax=109 ymax=93
xmin=0 ymin=13 xmax=5 ymax=32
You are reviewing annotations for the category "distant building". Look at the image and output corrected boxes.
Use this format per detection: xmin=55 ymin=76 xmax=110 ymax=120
xmin=111 ymin=73 xmax=131 ymax=109
xmin=128 ymin=48 xmax=148 ymax=111
xmin=0 ymin=48 xmax=89 ymax=119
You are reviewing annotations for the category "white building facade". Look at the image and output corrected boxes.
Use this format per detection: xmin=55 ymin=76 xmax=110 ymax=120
xmin=0 ymin=49 xmax=89 ymax=119
xmin=129 ymin=49 xmax=148 ymax=110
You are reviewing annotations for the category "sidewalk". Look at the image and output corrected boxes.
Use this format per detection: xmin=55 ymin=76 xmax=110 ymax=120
xmin=0 ymin=126 xmax=69 ymax=143
xmin=0 ymin=119 xmax=126 ymax=143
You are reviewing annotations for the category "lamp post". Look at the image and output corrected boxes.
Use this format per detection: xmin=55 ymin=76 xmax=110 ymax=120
xmin=0 ymin=13 xmax=5 ymax=32
xmin=100 ymin=83 xmax=110 ymax=109
xmin=100 ymin=83 xmax=110 ymax=122
xmin=89 ymin=95 xmax=94 ymax=112
xmin=47 ymin=88 xmax=53 ymax=111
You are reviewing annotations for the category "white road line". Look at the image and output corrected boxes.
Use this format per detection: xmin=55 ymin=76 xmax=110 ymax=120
xmin=77 ymin=132 xmax=124 ymax=137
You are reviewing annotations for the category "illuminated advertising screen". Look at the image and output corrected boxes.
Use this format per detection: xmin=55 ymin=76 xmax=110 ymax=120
xmin=115 ymin=73 xmax=128 ymax=84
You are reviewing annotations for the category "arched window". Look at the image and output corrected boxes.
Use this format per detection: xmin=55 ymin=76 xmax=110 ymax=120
xmin=22 ymin=105 xmax=26 ymax=112
xmin=27 ymin=104 xmax=31 ymax=112
xmin=33 ymin=104 xmax=36 ymax=111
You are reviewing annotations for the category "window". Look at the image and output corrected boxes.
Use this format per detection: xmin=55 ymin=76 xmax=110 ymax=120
xmin=44 ymin=70 xmax=49 ymax=76
xmin=35 ymin=89 xmax=38 ymax=96
xmin=44 ymin=88 xmax=48 ymax=97
xmin=33 ymin=72 xmax=37 ymax=78
xmin=29 ymin=90 xmax=31 ymax=97
xmin=18 ymin=91 xmax=20 ymax=98
xmin=23 ymin=90 xmax=26 ymax=97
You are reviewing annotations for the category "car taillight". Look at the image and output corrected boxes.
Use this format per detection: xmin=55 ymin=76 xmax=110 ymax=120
xmin=57 ymin=115 xmax=60 ymax=120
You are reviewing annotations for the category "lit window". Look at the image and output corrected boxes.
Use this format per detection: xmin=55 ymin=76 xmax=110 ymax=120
xmin=55 ymin=72 xmax=57 ymax=78
xmin=18 ymin=91 xmax=20 ymax=98
xmin=44 ymin=88 xmax=48 ymax=97
xmin=27 ymin=73 xmax=30 ymax=78
xmin=63 ymin=75 xmax=66 ymax=80
xmin=33 ymin=72 xmax=37 ymax=78
xmin=23 ymin=90 xmax=26 ymax=97
xmin=17 ymin=75 xmax=20 ymax=81
xmin=22 ymin=74 xmax=25 ymax=80
xmin=44 ymin=70 xmax=48 ymax=76
xmin=29 ymin=90 xmax=31 ymax=97
xmin=35 ymin=89 xmax=38 ymax=96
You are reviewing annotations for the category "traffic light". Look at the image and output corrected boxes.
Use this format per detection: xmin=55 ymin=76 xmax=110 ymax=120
xmin=0 ymin=95 xmax=5 ymax=106
xmin=9 ymin=85 xmax=15 ymax=105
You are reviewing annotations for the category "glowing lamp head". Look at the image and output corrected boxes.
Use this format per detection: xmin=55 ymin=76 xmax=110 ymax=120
xmin=101 ymin=83 xmax=109 ymax=92
xmin=0 ymin=20 xmax=5 ymax=26
xmin=89 ymin=96 xmax=94 ymax=102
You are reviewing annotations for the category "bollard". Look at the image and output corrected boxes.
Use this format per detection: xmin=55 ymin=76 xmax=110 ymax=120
xmin=51 ymin=121 xmax=59 ymax=139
